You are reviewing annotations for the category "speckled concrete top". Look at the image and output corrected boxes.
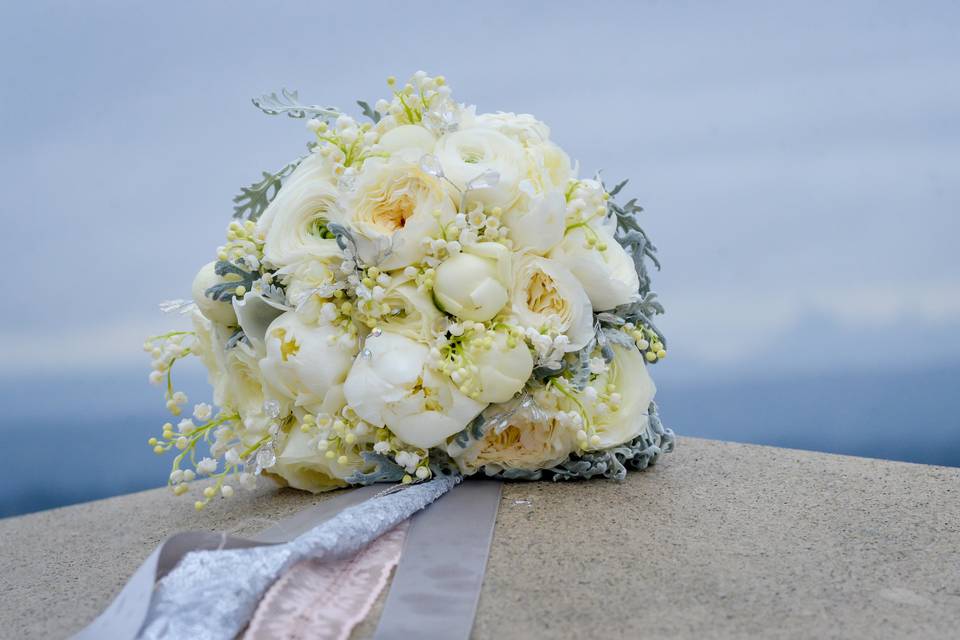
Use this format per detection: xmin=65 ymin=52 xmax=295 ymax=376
xmin=1 ymin=437 xmax=958 ymax=639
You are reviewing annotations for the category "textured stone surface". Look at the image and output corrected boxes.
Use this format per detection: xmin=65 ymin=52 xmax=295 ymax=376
xmin=1 ymin=437 xmax=958 ymax=639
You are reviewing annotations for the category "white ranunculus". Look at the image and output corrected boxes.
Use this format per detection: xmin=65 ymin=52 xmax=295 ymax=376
xmin=256 ymin=152 xmax=343 ymax=268
xmin=259 ymin=311 xmax=356 ymax=409
xmin=510 ymin=256 xmax=594 ymax=351
xmin=376 ymin=124 xmax=437 ymax=158
xmin=448 ymin=412 xmax=576 ymax=476
xmin=191 ymin=261 xmax=239 ymax=326
xmin=467 ymin=331 xmax=533 ymax=403
xmin=378 ymin=278 xmax=447 ymax=340
xmin=501 ymin=189 xmax=566 ymax=255
xmin=270 ymin=426 xmax=358 ymax=493
xmin=549 ymin=223 xmax=640 ymax=310
xmin=434 ymin=127 xmax=526 ymax=209
xmin=343 ymin=331 xmax=486 ymax=449
xmin=344 ymin=156 xmax=455 ymax=270
xmin=475 ymin=112 xmax=551 ymax=146
xmin=583 ymin=344 xmax=656 ymax=449
xmin=432 ymin=242 xmax=511 ymax=322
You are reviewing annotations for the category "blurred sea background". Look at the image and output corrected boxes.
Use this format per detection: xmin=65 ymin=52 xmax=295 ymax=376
xmin=2 ymin=2 xmax=958 ymax=517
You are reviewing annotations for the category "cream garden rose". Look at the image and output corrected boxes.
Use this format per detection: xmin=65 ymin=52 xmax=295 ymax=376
xmin=580 ymin=343 xmax=657 ymax=449
xmin=448 ymin=413 xmax=576 ymax=475
xmin=270 ymin=425 xmax=358 ymax=492
xmin=344 ymin=155 xmax=455 ymax=270
xmin=342 ymin=331 xmax=485 ymax=449
xmin=510 ymin=255 xmax=594 ymax=351
xmin=432 ymin=242 xmax=511 ymax=322
xmin=191 ymin=310 xmax=277 ymax=435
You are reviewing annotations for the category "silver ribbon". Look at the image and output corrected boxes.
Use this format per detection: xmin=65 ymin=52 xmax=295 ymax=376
xmin=373 ymin=480 xmax=503 ymax=640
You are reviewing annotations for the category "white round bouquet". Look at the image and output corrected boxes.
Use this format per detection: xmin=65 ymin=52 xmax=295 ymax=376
xmin=146 ymin=72 xmax=674 ymax=509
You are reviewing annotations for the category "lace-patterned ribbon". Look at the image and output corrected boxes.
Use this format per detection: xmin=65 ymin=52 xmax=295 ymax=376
xmin=244 ymin=521 xmax=408 ymax=640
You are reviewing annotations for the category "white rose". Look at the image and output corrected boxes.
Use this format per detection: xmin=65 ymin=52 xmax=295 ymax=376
xmin=510 ymin=256 xmax=594 ymax=351
xmin=343 ymin=331 xmax=485 ymax=449
xmin=259 ymin=311 xmax=356 ymax=409
xmin=501 ymin=190 xmax=566 ymax=255
xmin=467 ymin=331 xmax=533 ymax=403
xmin=583 ymin=344 xmax=656 ymax=449
xmin=256 ymin=152 xmax=344 ymax=268
xmin=434 ymin=127 xmax=526 ymax=209
xmin=375 ymin=124 xmax=436 ymax=158
xmin=549 ymin=223 xmax=640 ymax=310
xmin=432 ymin=242 xmax=511 ymax=322
xmin=270 ymin=426 xmax=354 ymax=493
xmin=344 ymin=155 xmax=455 ymax=270
xmin=378 ymin=278 xmax=447 ymax=340
xmin=191 ymin=261 xmax=239 ymax=326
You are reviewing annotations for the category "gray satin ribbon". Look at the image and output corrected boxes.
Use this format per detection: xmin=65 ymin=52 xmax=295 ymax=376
xmin=373 ymin=479 xmax=503 ymax=640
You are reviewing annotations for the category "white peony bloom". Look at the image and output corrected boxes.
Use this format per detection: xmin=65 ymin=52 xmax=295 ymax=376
xmin=343 ymin=155 xmax=455 ymax=270
xmin=434 ymin=126 xmax=526 ymax=209
xmin=583 ymin=344 xmax=657 ymax=449
xmin=256 ymin=152 xmax=343 ymax=268
xmin=270 ymin=426 xmax=360 ymax=493
xmin=549 ymin=223 xmax=640 ymax=310
xmin=343 ymin=331 xmax=486 ymax=449
xmin=467 ymin=331 xmax=533 ymax=403
xmin=191 ymin=261 xmax=239 ymax=326
xmin=510 ymin=255 xmax=594 ymax=351
xmin=432 ymin=242 xmax=511 ymax=322
xmin=259 ymin=311 xmax=356 ymax=409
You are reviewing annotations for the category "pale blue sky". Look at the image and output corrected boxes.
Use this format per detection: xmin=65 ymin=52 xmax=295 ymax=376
xmin=2 ymin=1 xmax=959 ymax=380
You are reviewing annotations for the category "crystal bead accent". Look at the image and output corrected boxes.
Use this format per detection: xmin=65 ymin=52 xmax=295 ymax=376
xmin=370 ymin=327 xmax=382 ymax=337
xmin=466 ymin=169 xmax=500 ymax=191
xmin=263 ymin=400 xmax=281 ymax=419
xmin=419 ymin=154 xmax=444 ymax=178
xmin=256 ymin=445 xmax=277 ymax=471
xmin=361 ymin=348 xmax=373 ymax=360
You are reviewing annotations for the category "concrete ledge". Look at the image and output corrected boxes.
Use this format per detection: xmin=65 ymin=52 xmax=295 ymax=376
xmin=1 ymin=437 xmax=958 ymax=639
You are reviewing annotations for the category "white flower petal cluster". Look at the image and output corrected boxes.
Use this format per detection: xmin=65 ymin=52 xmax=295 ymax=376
xmin=155 ymin=72 xmax=666 ymax=502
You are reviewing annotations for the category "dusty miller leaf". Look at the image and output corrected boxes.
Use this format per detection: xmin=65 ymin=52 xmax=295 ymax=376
xmin=252 ymin=88 xmax=341 ymax=120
